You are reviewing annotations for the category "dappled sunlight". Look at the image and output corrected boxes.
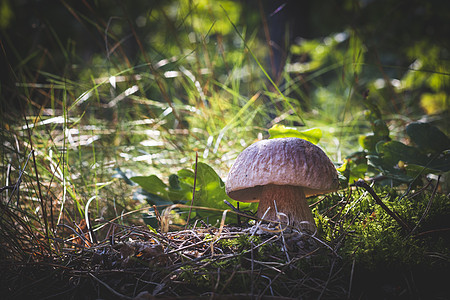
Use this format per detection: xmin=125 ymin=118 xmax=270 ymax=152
xmin=1 ymin=0 xmax=449 ymax=298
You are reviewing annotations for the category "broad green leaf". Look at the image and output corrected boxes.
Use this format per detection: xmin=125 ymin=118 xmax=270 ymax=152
xmin=168 ymin=174 xmax=181 ymax=189
xmin=366 ymin=155 xmax=414 ymax=183
xmin=268 ymin=124 xmax=322 ymax=144
xmin=131 ymin=173 xmax=193 ymax=204
xmin=366 ymin=154 xmax=389 ymax=173
xmin=177 ymin=168 xmax=195 ymax=185
xmin=193 ymin=162 xmax=231 ymax=209
xmin=129 ymin=162 xmax=257 ymax=227
xmin=131 ymin=175 xmax=169 ymax=199
xmin=169 ymin=182 xmax=193 ymax=202
xmin=193 ymin=162 xmax=255 ymax=212
xmin=406 ymin=122 xmax=450 ymax=154
xmin=338 ymin=157 xmax=368 ymax=185
xmin=375 ymin=140 xmax=450 ymax=172
xmin=421 ymin=152 xmax=450 ymax=172
xmin=133 ymin=189 xmax=173 ymax=207
xmin=368 ymin=140 xmax=450 ymax=184
xmin=376 ymin=140 xmax=433 ymax=167
xmin=359 ymin=134 xmax=378 ymax=152
xmin=167 ymin=173 xmax=193 ymax=202
xmin=348 ymin=163 xmax=368 ymax=184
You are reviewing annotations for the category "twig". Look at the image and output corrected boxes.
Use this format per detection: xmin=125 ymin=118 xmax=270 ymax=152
xmin=24 ymin=111 xmax=48 ymax=240
xmin=409 ymin=175 xmax=440 ymax=236
xmin=273 ymin=199 xmax=290 ymax=262
xmin=152 ymin=204 xmax=162 ymax=226
xmin=309 ymin=195 xmax=330 ymax=208
xmin=250 ymin=240 xmax=255 ymax=296
xmin=354 ymin=179 xmax=411 ymax=232
xmin=84 ymin=196 xmax=97 ymax=244
xmin=58 ymin=224 xmax=91 ymax=248
xmin=223 ymin=200 xmax=254 ymax=222
xmin=260 ymin=275 xmax=274 ymax=296
xmin=244 ymin=258 xmax=284 ymax=274
xmin=50 ymin=236 xmax=90 ymax=249
xmin=185 ymin=152 xmax=198 ymax=229
xmin=213 ymin=267 xmax=221 ymax=292
xmin=414 ymin=228 xmax=450 ymax=237
xmin=0 ymin=185 xmax=15 ymax=193
xmin=405 ymin=178 xmax=433 ymax=200
xmin=223 ymin=200 xmax=240 ymax=213
xmin=7 ymin=150 xmax=33 ymax=205
xmin=89 ymin=273 xmax=132 ymax=300
xmin=251 ymin=206 xmax=271 ymax=236
xmin=347 ymin=258 xmax=356 ymax=299
xmin=219 ymin=266 xmax=238 ymax=294
xmin=318 ymin=257 xmax=336 ymax=300
xmin=236 ymin=202 xmax=241 ymax=226
xmin=399 ymin=153 xmax=441 ymax=201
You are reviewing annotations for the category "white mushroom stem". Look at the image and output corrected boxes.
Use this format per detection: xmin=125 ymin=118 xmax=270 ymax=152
xmin=257 ymin=184 xmax=316 ymax=232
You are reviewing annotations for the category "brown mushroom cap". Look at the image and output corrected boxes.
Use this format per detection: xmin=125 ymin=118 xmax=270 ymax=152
xmin=225 ymin=137 xmax=339 ymax=202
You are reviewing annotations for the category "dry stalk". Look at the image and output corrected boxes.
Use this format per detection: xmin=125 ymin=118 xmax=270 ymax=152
xmin=354 ymin=179 xmax=411 ymax=231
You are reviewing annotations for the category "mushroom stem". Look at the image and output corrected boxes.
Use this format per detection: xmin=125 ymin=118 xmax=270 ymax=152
xmin=257 ymin=184 xmax=316 ymax=232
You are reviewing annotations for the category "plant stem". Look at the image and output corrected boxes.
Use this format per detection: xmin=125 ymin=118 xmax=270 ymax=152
xmin=185 ymin=152 xmax=198 ymax=229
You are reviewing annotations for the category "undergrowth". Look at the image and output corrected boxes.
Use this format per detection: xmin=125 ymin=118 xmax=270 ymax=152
xmin=315 ymin=188 xmax=449 ymax=269
xmin=1 ymin=1 xmax=449 ymax=299
xmin=1 ymin=185 xmax=448 ymax=299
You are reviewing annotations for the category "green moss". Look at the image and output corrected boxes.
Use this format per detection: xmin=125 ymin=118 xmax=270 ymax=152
xmin=313 ymin=188 xmax=449 ymax=271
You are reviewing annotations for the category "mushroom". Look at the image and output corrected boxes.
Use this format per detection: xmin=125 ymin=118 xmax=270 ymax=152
xmin=225 ymin=137 xmax=339 ymax=232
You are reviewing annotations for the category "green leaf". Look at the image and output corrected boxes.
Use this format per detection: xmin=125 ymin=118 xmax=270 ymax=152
xmin=177 ymin=168 xmax=195 ymax=185
xmin=359 ymin=134 xmax=379 ymax=152
xmin=193 ymin=162 xmax=232 ymax=209
xmin=169 ymin=174 xmax=181 ymax=189
xmin=366 ymin=155 xmax=414 ymax=183
xmin=374 ymin=140 xmax=450 ymax=172
xmin=406 ymin=122 xmax=450 ymax=154
xmin=166 ymin=169 xmax=195 ymax=202
xmin=168 ymin=181 xmax=193 ymax=202
xmin=338 ymin=156 xmax=368 ymax=186
xmin=375 ymin=141 xmax=427 ymax=167
xmin=131 ymin=175 xmax=169 ymax=199
xmin=368 ymin=141 xmax=450 ymax=184
xmin=130 ymin=162 xmax=257 ymax=227
xmin=421 ymin=152 xmax=450 ymax=172
xmin=268 ymin=124 xmax=322 ymax=144
xmin=193 ymin=162 xmax=255 ymax=213
xmin=372 ymin=119 xmax=389 ymax=138
xmin=133 ymin=188 xmax=173 ymax=207
xmin=146 ymin=224 xmax=158 ymax=234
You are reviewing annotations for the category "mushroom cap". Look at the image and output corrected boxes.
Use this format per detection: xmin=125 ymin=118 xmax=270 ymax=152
xmin=225 ymin=137 xmax=339 ymax=202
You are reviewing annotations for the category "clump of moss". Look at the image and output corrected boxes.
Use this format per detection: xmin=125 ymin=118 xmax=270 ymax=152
xmin=314 ymin=186 xmax=449 ymax=272
xmin=310 ymin=187 xmax=450 ymax=298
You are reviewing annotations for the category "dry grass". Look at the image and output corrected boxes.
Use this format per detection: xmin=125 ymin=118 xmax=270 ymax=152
xmin=0 ymin=211 xmax=348 ymax=299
